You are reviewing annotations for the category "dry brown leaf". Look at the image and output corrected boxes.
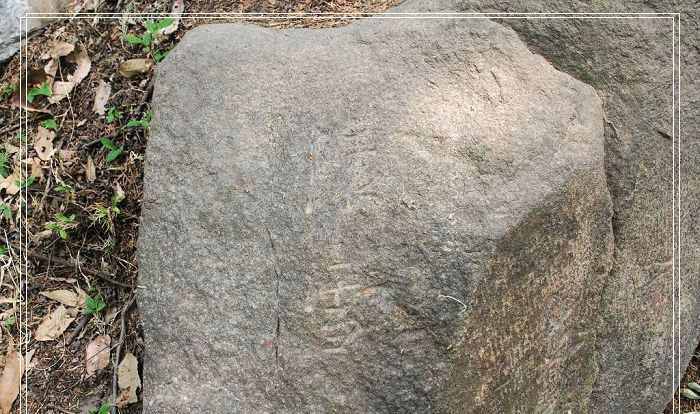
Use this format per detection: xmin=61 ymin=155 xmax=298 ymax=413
xmin=75 ymin=287 xmax=88 ymax=309
xmin=30 ymin=158 xmax=43 ymax=179
xmin=24 ymin=349 xmax=36 ymax=374
xmin=33 ymin=229 xmax=54 ymax=241
xmin=86 ymin=156 xmax=96 ymax=182
xmin=48 ymin=81 xmax=74 ymax=104
xmin=85 ymin=335 xmax=111 ymax=377
xmin=43 ymin=59 xmax=58 ymax=85
xmin=34 ymin=126 xmax=56 ymax=161
xmin=47 ymin=47 xmax=91 ymax=104
xmin=158 ymin=0 xmax=183 ymax=38
xmin=93 ymin=80 xmax=111 ymax=115
xmin=40 ymin=290 xmax=79 ymax=307
xmin=116 ymin=352 xmax=140 ymax=407
xmin=0 ymin=343 xmax=23 ymax=414
xmin=35 ymin=305 xmax=77 ymax=341
xmin=4 ymin=144 xmax=19 ymax=155
xmin=118 ymin=59 xmax=153 ymax=78
xmin=68 ymin=48 xmax=91 ymax=84
xmin=79 ymin=0 xmax=102 ymax=11
xmin=104 ymin=307 xmax=119 ymax=325
xmin=60 ymin=149 xmax=76 ymax=161
xmin=43 ymin=41 xmax=75 ymax=60
xmin=0 ymin=172 xmax=20 ymax=196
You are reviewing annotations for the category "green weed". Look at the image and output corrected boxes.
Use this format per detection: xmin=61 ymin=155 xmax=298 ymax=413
xmin=125 ymin=111 xmax=152 ymax=129
xmin=27 ymin=82 xmax=51 ymax=103
xmin=84 ymin=293 xmax=107 ymax=315
xmin=100 ymin=137 xmax=124 ymax=163
xmin=1 ymin=84 xmax=16 ymax=100
xmin=17 ymin=176 xmax=36 ymax=189
xmin=45 ymin=212 xmax=77 ymax=240
xmin=90 ymin=403 xmax=111 ymax=414
xmin=41 ymin=118 xmax=58 ymax=130
xmin=106 ymin=106 xmax=123 ymax=124
xmin=0 ymin=150 xmax=9 ymax=178
xmin=0 ymin=202 xmax=12 ymax=220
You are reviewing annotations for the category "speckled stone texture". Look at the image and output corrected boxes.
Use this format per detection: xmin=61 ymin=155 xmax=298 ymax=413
xmin=138 ymin=1 xmax=614 ymax=412
xmin=0 ymin=0 xmax=74 ymax=62
xmin=454 ymin=1 xmax=699 ymax=412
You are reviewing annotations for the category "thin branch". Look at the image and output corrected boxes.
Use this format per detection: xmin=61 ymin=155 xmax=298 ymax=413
xmin=111 ymin=294 xmax=137 ymax=414
xmin=0 ymin=237 xmax=133 ymax=288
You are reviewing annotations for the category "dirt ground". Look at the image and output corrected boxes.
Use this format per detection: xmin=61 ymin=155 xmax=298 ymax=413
xmin=0 ymin=0 xmax=695 ymax=413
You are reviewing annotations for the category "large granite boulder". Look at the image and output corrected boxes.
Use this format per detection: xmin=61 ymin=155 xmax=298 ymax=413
xmin=139 ymin=2 xmax=615 ymax=412
xmin=446 ymin=1 xmax=698 ymax=412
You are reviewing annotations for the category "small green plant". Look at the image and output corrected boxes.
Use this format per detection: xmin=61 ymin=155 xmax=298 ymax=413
xmin=100 ymin=137 xmax=124 ymax=163
xmin=0 ymin=150 xmax=9 ymax=178
xmin=0 ymin=202 xmax=12 ymax=220
xmin=3 ymin=315 xmax=15 ymax=329
xmin=45 ymin=212 xmax=77 ymax=240
xmin=91 ymin=190 xmax=124 ymax=233
xmin=84 ymin=293 xmax=107 ymax=315
xmin=106 ymin=106 xmax=123 ymax=124
xmin=27 ymin=82 xmax=52 ymax=103
xmin=55 ymin=183 xmax=74 ymax=194
xmin=124 ymin=18 xmax=173 ymax=53
xmin=125 ymin=111 xmax=152 ymax=129
xmin=124 ymin=18 xmax=173 ymax=63
xmin=124 ymin=31 xmax=152 ymax=48
xmin=144 ymin=18 xmax=174 ymax=34
xmin=40 ymin=118 xmax=58 ymax=130
xmin=16 ymin=176 xmax=36 ymax=189
xmin=0 ymin=245 xmax=7 ymax=257
xmin=16 ymin=131 xmax=26 ymax=143
xmin=1 ymin=84 xmax=16 ymax=100
xmin=90 ymin=403 xmax=111 ymax=414
xmin=152 ymin=48 xmax=170 ymax=63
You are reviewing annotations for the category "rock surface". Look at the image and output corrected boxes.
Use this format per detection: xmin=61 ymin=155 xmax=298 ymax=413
xmin=0 ymin=0 xmax=28 ymax=63
xmin=0 ymin=0 xmax=74 ymax=63
xmin=138 ymin=3 xmax=613 ymax=412
xmin=448 ymin=1 xmax=698 ymax=411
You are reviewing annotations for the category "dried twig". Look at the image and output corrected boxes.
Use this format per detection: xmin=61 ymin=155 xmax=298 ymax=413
xmin=0 ymin=236 xmax=133 ymax=288
xmin=65 ymin=313 xmax=91 ymax=345
xmin=111 ymin=294 xmax=137 ymax=414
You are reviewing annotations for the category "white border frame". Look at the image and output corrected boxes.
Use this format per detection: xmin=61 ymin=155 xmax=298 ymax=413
xmin=17 ymin=10 xmax=683 ymax=414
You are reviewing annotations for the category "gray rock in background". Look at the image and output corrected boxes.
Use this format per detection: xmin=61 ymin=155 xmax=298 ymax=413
xmin=138 ymin=2 xmax=612 ymax=412
xmin=443 ymin=1 xmax=697 ymax=412
xmin=0 ymin=0 xmax=29 ymax=63
xmin=0 ymin=0 xmax=73 ymax=63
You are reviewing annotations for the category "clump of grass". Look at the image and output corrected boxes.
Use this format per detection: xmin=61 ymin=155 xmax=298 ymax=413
xmin=100 ymin=137 xmax=123 ymax=163
xmin=125 ymin=110 xmax=152 ymax=129
xmin=45 ymin=212 xmax=77 ymax=240
xmin=124 ymin=18 xmax=173 ymax=62
xmin=106 ymin=106 xmax=123 ymax=124
xmin=84 ymin=293 xmax=107 ymax=316
xmin=90 ymin=190 xmax=125 ymax=233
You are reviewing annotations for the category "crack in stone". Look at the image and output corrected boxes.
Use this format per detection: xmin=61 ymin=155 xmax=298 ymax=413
xmin=266 ymin=226 xmax=281 ymax=366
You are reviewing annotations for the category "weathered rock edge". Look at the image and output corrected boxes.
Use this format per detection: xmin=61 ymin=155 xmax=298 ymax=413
xmin=433 ymin=1 xmax=698 ymax=411
xmin=138 ymin=3 xmax=612 ymax=412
